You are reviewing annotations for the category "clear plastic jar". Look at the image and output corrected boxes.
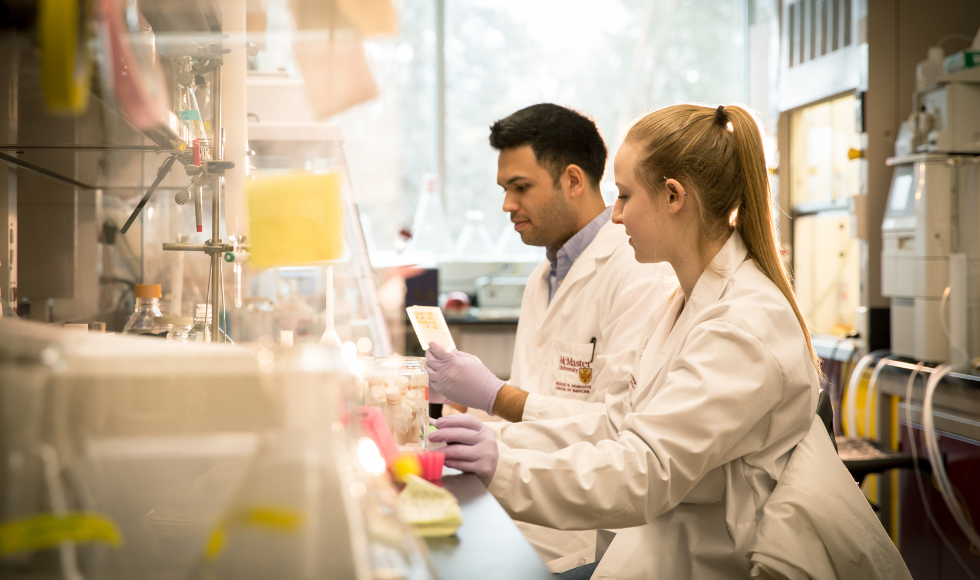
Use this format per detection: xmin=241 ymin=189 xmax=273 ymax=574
xmin=153 ymin=316 xmax=194 ymax=342
xmin=123 ymin=284 xmax=164 ymax=335
xmin=360 ymin=357 xmax=428 ymax=448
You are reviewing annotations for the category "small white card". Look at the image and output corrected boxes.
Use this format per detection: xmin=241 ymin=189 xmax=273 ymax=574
xmin=406 ymin=306 xmax=457 ymax=352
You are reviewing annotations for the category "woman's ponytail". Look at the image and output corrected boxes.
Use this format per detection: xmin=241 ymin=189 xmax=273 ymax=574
xmin=725 ymin=106 xmax=821 ymax=373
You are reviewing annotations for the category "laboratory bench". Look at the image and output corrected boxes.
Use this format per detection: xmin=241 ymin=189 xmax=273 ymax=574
xmin=428 ymin=471 xmax=553 ymax=580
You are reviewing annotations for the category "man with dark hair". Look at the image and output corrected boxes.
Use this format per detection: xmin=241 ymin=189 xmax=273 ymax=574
xmin=425 ymin=103 xmax=675 ymax=568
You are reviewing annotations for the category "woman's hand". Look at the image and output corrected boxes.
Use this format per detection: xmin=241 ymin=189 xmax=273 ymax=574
xmin=428 ymin=414 xmax=499 ymax=487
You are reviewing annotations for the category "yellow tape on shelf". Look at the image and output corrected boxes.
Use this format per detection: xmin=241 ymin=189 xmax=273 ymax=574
xmin=0 ymin=512 xmax=122 ymax=556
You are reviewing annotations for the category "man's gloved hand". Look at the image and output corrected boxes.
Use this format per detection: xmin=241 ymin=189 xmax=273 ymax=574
xmin=428 ymin=414 xmax=499 ymax=487
xmin=424 ymin=343 xmax=504 ymax=414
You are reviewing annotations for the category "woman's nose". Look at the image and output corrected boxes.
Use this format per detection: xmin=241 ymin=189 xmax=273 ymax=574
xmin=611 ymin=199 xmax=624 ymax=224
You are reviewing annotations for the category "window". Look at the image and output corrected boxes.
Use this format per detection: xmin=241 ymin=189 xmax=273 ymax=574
xmin=261 ymin=0 xmax=749 ymax=259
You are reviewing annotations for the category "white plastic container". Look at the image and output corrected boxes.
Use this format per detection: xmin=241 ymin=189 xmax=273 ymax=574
xmin=916 ymin=46 xmax=944 ymax=92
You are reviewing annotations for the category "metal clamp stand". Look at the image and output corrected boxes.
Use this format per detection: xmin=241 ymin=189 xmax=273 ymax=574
xmin=161 ymin=51 xmax=239 ymax=343
xmin=163 ymin=180 xmax=234 ymax=342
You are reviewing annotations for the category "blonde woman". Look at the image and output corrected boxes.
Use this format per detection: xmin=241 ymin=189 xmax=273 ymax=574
xmin=428 ymin=104 xmax=905 ymax=579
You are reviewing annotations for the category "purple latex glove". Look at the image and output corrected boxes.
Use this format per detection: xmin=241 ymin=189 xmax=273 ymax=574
xmin=429 ymin=414 xmax=499 ymax=487
xmin=424 ymin=343 xmax=505 ymax=414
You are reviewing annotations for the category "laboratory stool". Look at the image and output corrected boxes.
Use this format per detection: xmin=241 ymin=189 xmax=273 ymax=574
xmin=835 ymin=437 xmax=930 ymax=486
xmin=816 ymin=390 xmax=930 ymax=487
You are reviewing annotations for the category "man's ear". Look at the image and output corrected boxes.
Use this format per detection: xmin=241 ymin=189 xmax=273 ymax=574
xmin=562 ymin=164 xmax=587 ymax=199
xmin=664 ymin=178 xmax=688 ymax=215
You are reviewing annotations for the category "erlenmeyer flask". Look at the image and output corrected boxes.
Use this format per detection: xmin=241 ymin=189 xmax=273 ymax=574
xmin=494 ymin=223 xmax=546 ymax=260
xmin=454 ymin=210 xmax=495 ymax=260
xmin=405 ymin=175 xmax=455 ymax=258
xmin=194 ymin=345 xmax=372 ymax=580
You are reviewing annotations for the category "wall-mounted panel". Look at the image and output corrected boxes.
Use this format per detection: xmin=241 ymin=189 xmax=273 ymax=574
xmin=779 ymin=0 xmax=862 ymax=111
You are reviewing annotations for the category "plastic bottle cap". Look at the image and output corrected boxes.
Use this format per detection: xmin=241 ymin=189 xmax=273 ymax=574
xmin=385 ymin=386 xmax=401 ymax=404
xmin=135 ymin=284 xmax=162 ymax=298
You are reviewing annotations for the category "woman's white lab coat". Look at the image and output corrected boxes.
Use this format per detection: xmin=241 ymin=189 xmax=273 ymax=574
xmin=505 ymin=219 xmax=674 ymax=565
xmin=488 ymin=232 xmax=820 ymax=580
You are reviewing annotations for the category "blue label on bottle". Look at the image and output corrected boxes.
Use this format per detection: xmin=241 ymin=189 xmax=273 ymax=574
xmin=179 ymin=110 xmax=202 ymax=122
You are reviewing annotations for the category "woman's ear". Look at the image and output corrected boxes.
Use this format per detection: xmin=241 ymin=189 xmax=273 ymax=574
xmin=664 ymin=178 xmax=687 ymax=215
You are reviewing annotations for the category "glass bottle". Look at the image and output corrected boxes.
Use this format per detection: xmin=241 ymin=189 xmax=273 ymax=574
xmin=178 ymin=86 xmax=207 ymax=142
xmin=176 ymin=58 xmax=207 ymax=143
xmin=122 ymin=284 xmax=164 ymax=335
xmin=194 ymin=74 xmax=212 ymax=138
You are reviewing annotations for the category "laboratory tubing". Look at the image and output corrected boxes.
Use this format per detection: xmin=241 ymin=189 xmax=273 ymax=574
xmin=122 ymin=284 xmax=164 ymax=335
xmin=360 ymin=357 xmax=429 ymax=448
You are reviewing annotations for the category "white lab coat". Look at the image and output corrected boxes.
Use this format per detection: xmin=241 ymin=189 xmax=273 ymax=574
xmin=747 ymin=416 xmax=912 ymax=580
xmin=489 ymin=232 xmax=821 ymax=580
xmin=506 ymin=219 xmax=675 ymax=565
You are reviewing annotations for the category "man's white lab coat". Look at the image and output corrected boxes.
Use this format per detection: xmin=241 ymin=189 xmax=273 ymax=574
xmin=509 ymin=219 xmax=674 ymax=421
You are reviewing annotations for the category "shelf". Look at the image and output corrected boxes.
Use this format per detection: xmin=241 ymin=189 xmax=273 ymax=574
xmin=139 ymin=0 xmax=222 ymax=38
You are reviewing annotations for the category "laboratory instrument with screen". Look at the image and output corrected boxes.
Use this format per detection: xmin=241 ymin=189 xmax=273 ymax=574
xmin=882 ymin=44 xmax=980 ymax=367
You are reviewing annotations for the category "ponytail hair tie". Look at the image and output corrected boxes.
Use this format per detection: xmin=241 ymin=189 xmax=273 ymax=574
xmin=715 ymin=105 xmax=728 ymax=126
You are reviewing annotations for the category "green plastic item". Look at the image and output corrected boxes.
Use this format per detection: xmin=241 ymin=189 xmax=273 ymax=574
xmin=943 ymin=50 xmax=980 ymax=75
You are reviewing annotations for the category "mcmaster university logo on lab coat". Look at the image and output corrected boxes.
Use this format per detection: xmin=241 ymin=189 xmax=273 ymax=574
xmin=559 ymin=355 xmax=593 ymax=385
